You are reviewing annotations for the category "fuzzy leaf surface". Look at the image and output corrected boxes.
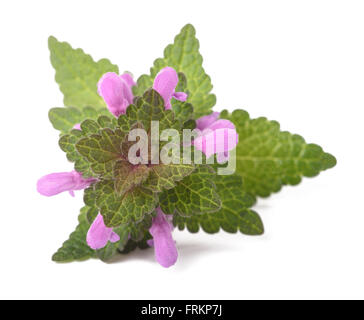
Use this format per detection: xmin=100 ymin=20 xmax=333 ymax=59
xmin=220 ymin=109 xmax=337 ymax=198
xmin=159 ymin=166 xmax=221 ymax=216
xmin=52 ymin=207 xmax=96 ymax=262
xmin=49 ymin=106 xmax=112 ymax=134
xmin=58 ymin=115 xmax=118 ymax=179
xmin=94 ymin=180 xmax=158 ymax=227
xmin=174 ymin=174 xmax=264 ymax=235
xmin=49 ymin=36 xmax=118 ymax=110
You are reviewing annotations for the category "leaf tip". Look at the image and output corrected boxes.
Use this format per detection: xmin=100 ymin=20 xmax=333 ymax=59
xmin=48 ymin=35 xmax=58 ymax=48
xmin=51 ymin=252 xmax=63 ymax=262
xmin=182 ymin=23 xmax=196 ymax=34
xmin=322 ymin=152 xmax=337 ymax=170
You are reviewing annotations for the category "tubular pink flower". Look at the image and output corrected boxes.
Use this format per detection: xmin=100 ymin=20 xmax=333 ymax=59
xmin=37 ymin=171 xmax=96 ymax=197
xmin=149 ymin=207 xmax=177 ymax=268
xmin=193 ymin=112 xmax=239 ymax=161
xmin=86 ymin=214 xmax=120 ymax=250
xmin=120 ymin=73 xmax=136 ymax=89
xmin=97 ymin=72 xmax=135 ymax=117
xmin=196 ymin=112 xmax=220 ymax=130
xmin=153 ymin=67 xmax=187 ymax=109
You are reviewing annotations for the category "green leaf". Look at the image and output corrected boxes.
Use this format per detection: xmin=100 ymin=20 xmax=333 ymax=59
xmin=144 ymin=163 xmax=196 ymax=192
xmin=49 ymin=106 xmax=112 ymax=134
xmin=133 ymin=75 xmax=153 ymax=96
xmin=76 ymin=127 xmax=123 ymax=176
xmin=220 ymin=109 xmax=337 ymax=198
xmin=172 ymin=101 xmax=194 ymax=125
xmin=113 ymin=159 xmax=150 ymax=196
xmin=58 ymin=114 xmax=122 ymax=179
xmin=160 ymin=165 xmax=221 ymax=216
xmin=174 ymin=174 xmax=264 ymax=235
xmin=52 ymin=207 xmax=96 ymax=262
xmin=59 ymin=129 xmax=96 ymax=179
xmin=119 ymin=89 xmax=180 ymax=133
xmin=133 ymin=24 xmax=216 ymax=118
xmin=94 ymin=180 xmax=158 ymax=227
xmin=48 ymin=36 xmax=118 ymax=110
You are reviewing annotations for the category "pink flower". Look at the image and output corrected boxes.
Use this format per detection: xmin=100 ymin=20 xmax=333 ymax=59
xmin=193 ymin=112 xmax=239 ymax=162
xmin=97 ymin=72 xmax=136 ymax=117
xmin=149 ymin=207 xmax=177 ymax=268
xmin=153 ymin=67 xmax=187 ymax=110
xmin=73 ymin=123 xmax=81 ymax=130
xmin=37 ymin=171 xmax=96 ymax=197
xmin=86 ymin=213 xmax=120 ymax=250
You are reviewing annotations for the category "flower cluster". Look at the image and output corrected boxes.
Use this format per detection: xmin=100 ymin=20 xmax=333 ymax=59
xmin=40 ymin=25 xmax=336 ymax=268
xmin=37 ymin=67 xmax=238 ymax=267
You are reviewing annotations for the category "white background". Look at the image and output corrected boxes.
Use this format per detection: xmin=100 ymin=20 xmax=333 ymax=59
xmin=0 ymin=0 xmax=363 ymax=300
